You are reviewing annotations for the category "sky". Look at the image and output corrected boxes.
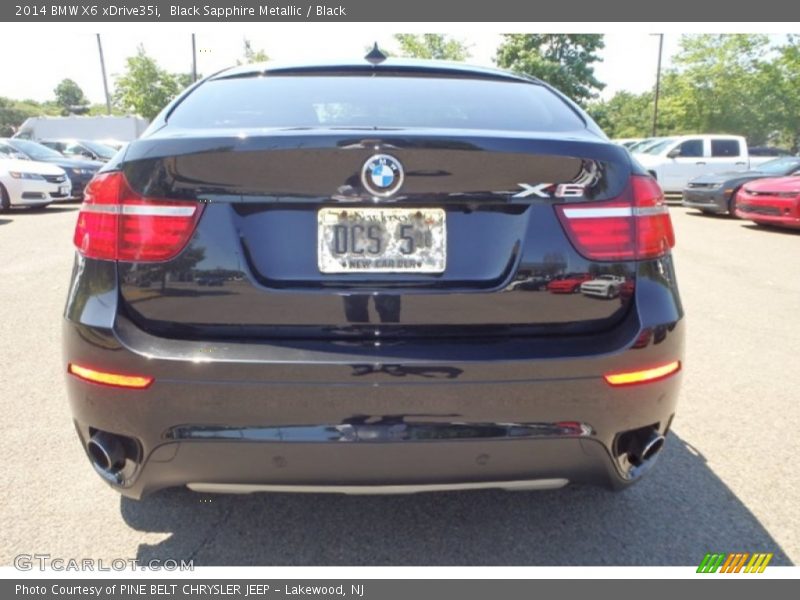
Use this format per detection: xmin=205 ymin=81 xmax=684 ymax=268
xmin=0 ymin=29 xmax=682 ymax=105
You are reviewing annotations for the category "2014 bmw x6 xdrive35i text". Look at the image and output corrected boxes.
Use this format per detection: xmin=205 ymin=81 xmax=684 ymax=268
xmin=63 ymin=56 xmax=683 ymax=499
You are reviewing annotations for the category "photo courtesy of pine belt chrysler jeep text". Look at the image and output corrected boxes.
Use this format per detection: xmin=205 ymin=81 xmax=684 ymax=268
xmin=63 ymin=55 xmax=684 ymax=499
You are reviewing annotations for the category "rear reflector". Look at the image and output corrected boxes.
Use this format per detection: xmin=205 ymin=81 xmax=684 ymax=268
xmin=73 ymin=171 xmax=203 ymax=262
xmin=556 ymin=175 xmax=675 ymax=261
xmin=68 ymin=363 xmax=154 ymax=389
xmin=604 ymin=360 xmax=681 ymax=386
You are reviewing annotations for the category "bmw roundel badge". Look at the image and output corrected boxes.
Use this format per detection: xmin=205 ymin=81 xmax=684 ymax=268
xmin=361 ymin=154 xmax=404 ymax=198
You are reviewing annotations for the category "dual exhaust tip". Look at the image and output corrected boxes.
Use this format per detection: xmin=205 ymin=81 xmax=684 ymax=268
xmin=619 ymin=426 xmax=666 ymax=468
xmin=87 ymin=431 xmax=127 ymax=474
xmin=630 ymin=431 xmax=666 ymax=466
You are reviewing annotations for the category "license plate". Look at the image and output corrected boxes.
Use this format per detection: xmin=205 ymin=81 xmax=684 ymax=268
xmin=59 ymin=185 xmax=69 ymax=195
xmin=318 ymin=208 xmax=446 ymax=274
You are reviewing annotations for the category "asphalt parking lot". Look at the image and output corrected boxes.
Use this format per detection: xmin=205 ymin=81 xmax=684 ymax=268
xmin=1 ymin=204 xmax=798 ymax=566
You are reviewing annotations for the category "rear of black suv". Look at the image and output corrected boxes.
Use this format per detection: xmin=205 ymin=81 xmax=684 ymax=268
xmin=64 ymin=59 xmax=683 ymax=499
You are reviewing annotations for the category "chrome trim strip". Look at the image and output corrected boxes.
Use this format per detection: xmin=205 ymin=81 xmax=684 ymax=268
xmin=562 ymin=206 xmax=668 ymax=218
xmin=562 ymin=207 xmax=632 ymax=218
xmin=122 ymin=205 xmax=196 ymax=217
xmin=187 ymin=479 xmax=570 ymax=495
xmin=79 ymin=204 xmax=119 ymax=214
xmin=633 ymin=206 xmax=670 ymax=216
xmin=79 ymin=204 xmax=196 ymax=217
xmin=169 ymin=421 xmax=594 ymax=443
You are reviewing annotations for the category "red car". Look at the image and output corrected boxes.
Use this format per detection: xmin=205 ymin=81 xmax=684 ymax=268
xmin=735 ymin=176 xmax=800 ymax=230
xmin=546 ymin=273 xmax=593 ymax=294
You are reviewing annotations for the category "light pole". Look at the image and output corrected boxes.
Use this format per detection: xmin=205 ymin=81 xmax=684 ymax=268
xmin=96 ymin=34 xmax=112 ymax=115
xmin=652 ymin=33 xmax=664 ymax=137
xmin=191 ymin=34 xmax=197 ymax=83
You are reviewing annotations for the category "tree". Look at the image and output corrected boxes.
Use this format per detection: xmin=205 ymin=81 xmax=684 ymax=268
xmin=237 ymin=38 xmax=269 ymax=65
xmin=54 ymin=79 xmax=89 ymax=115
xmin=394 ymin=34 xmax=470 ymax=61
xmin=763 ymin=36 xmax=800 ymax=152
xmin=496 ymin=34 xmax=605 ymax=104
xmin=589 ymin=34 xmax=800 ymax=148
xmin=588 ymin=91 xmax=655 ymax=138
xmin=665 ymin=34 xmax=773 ymax=143
xmin=0 ymin=97 xmax=60 ymax=136
xmin=113 ymin=45 xmax=185 ymax=120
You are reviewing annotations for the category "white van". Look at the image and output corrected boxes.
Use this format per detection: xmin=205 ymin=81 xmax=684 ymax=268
xmin=13 ymin=116 xmax=149 ymax=143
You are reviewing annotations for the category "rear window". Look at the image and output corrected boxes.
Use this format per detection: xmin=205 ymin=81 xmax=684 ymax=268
xmin=167 ymin=75 xmax=585 ymax=132
xmin=711 ymin=139 xmax=741 ymax=157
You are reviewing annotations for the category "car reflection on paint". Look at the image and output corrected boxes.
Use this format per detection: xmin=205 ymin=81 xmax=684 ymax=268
xmin=580 ymin=274 xmax=626 ymax=299
xmin=546 ymin=273 xmax=593 ymax=294
xmin=506 ymin=273 xmax=551 ymax=291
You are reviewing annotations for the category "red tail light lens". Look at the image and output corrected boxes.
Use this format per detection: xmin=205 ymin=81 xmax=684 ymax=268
xmin=555 ymin=175 xmax=675 ymax=261
xmin=73 ymin=172 xmax=203 ymax=262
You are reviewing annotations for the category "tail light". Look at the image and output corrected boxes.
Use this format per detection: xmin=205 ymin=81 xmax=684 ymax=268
xmin=68 ymin=363 xmax=154 ymax=389
xmin=556 ymin=175 xmax=675 ymax=261
xmin=73 ymin=171 xmax=203 ymax=262
xmin=604 ymin=360 xmax=681 ymax=386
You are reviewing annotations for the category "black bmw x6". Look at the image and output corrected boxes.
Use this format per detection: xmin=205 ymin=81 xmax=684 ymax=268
xmin=64 ymin=58 xmax=683 ymax=499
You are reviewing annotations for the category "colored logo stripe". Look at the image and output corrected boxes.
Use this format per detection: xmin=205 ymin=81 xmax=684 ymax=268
xmin=697 ymin=553 xmax=725 ymax=573
xmin=697 ymin=552 xmax=773 ymax=573
xmin=745 ymin=553 xmax=773 ymax=573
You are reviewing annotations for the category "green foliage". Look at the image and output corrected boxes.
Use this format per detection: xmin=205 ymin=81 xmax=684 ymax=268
xmin=589 ymin=91 xmax=655 ymax=138
xmin=668 ymin=35 xmax=771 ymax=141
xmin=393 ymin=34 xmax=470 ymax=61
xmin=86 ymin=103 xmax=124 ymax=117
xmin=496 ymin=34 xmax=605 ymax=104
xmin=764 ymin=36 xmax=800 ymax=151
xmin=112 ymin=45 xmax=187 ymax=120
xmin=53 ymin=79 xmax=89 ymax=115
xmin=237 ymin=38 xmax=269 ymax=65
xmin=0 ymin=97 xmax=60 ymax=136
xmin=589 ymin=34 xmax=800 ymax=151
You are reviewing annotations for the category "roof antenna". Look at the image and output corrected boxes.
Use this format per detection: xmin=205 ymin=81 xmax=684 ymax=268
xmin=365 ymin=42 xmax=388 ymax=65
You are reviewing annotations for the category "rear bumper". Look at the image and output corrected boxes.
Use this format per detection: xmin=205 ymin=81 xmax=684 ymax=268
xmin=682 ymin=189 xmax=729 ymax=213
xmin=63 ymin=257 xmax=684 ymax=499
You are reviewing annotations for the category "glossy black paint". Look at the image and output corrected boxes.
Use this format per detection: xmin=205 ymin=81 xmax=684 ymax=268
xmin=64 ymin=252 xmax=683 ymax=497
xmin=64 ymin=59 xmax=684 ymax=497
xmin=117 ymin=130 xmax=636 ymax=338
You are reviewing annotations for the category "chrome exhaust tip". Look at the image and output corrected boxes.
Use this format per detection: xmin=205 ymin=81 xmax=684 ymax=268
xmin=629 ymin=430 xmax=665 ymax=466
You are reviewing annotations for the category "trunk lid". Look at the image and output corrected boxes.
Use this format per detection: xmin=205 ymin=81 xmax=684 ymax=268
xmin=117 ymin=131 xmax=638 ymax=339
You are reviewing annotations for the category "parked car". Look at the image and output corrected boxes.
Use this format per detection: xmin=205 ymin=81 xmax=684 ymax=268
xmin=39 ymin=138 xmax=117 ymax=162
xmin=634 ymin=135 xmax=774 ymax=196
xmin=748 ymin=146 xmax=792 ymax=157
xmin=0 ymin=138 xmax=102 ymax=200
xmin=0 ymin=157 xmax=71 ymax=210
xmin=682 ymin=156 xmax=800 ymax=215
xmin=64 ymin=57 xmax=682 ymax=499
xmin=734 ymin=176 xmax=800 ymax=230
xmin=507 ymin=273 xmax=551 ymax=291
xmin=580 ymin=274 xmax=626 ymax=299
xmin=612 ymin=138 xmax=643 ymax=148
xmin=96 ymin=138 xmax=128 ymax=151
xmin=626 ymin=137 xmax=665 ymax=154
xmin=546 ymin=273 xmax=594 ymax=294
